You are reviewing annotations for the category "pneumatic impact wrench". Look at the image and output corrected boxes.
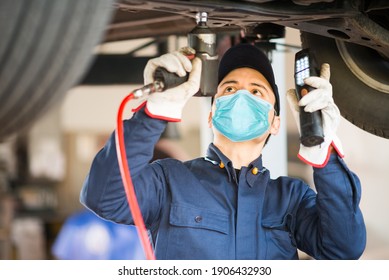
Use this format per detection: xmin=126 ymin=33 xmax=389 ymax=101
xmin=133 ymin=12 xmax=218 ymax=98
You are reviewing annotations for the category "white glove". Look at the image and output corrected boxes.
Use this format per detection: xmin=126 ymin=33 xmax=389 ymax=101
xmin=287 ymin=63 xmax=344 ymax=168
xmin=143 ymin=48 xmax=202 ymax=121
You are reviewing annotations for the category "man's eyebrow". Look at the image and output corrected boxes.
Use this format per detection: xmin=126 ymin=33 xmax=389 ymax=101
xmin=250 ymin=82 xmax=269 ymax=91
xmin=220 ymin=80 xmax=238 ymax=87
xmin=219 ymin=80 xmax=269 ymax=92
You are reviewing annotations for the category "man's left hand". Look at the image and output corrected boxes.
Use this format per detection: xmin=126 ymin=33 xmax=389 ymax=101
xmin=287 ymin=63 xmax=344 ymax=167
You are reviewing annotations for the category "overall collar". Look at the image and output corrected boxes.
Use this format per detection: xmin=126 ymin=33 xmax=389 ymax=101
xmin=205 ymin=143 xmax=268 ymax=187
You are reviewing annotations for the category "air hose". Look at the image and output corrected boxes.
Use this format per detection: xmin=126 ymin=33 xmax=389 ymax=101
xmin=114 ymin=62 xmax=192 ymax=260
xmin=115 ymin=92 xmax=156 ymax=260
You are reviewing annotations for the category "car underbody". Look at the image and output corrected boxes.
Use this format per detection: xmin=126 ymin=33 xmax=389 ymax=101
xmin=0 ymin=0 xmax=388 ymax=139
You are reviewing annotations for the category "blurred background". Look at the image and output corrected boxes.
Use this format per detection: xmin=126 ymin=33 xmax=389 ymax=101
xmin=0 ymin=25 xmax=388 ymax=260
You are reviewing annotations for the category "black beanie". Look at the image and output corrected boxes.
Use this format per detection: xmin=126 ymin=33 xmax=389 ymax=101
xmin=218 ymin=43 xmax=280 ymax=114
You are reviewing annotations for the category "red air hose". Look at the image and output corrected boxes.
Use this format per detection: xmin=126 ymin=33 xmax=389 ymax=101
xmin=115 ymin=92 xmax=156 ymax=260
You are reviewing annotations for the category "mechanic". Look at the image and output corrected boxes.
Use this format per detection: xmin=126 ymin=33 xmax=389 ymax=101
xmin=80 ymin=43 xmax=366 ymax=259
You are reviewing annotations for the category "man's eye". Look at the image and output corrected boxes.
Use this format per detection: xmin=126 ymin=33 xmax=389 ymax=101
xmin=252 ymin=89 xmax=263 ymax=96
xmin=225 ymin=86 xmax=235 ymax=93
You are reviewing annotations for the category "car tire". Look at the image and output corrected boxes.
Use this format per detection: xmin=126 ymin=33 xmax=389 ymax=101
xmin=301 ymin=32 xmax=389 ymax=139
xmin=0 ymin=0 xmax=114 ymax=140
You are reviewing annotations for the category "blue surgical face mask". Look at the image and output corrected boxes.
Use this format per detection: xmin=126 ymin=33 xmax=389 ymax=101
xmin=212 ymin=89 xmax=273 ymax=142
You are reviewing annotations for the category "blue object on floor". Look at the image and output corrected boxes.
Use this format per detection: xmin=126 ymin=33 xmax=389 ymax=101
xmin=52 ymin=210 xmax=145 ymax=260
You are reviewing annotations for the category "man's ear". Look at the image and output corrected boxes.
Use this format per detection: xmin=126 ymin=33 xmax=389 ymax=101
xmin=270 ymin=116 xmax=280 ymax=135
xmin=208 ymin=111 xmax=213 ymax=128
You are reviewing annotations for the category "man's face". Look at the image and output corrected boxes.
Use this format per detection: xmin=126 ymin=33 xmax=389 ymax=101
xmin=209 ymin=67 xmax=280 ymax=142
xmin=215 ymin=67 xmax=276 ymax=107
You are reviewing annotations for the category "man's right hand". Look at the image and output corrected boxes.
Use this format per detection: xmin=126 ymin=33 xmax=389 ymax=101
xmin=143 ymin=48 xmax=202 ymax=122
